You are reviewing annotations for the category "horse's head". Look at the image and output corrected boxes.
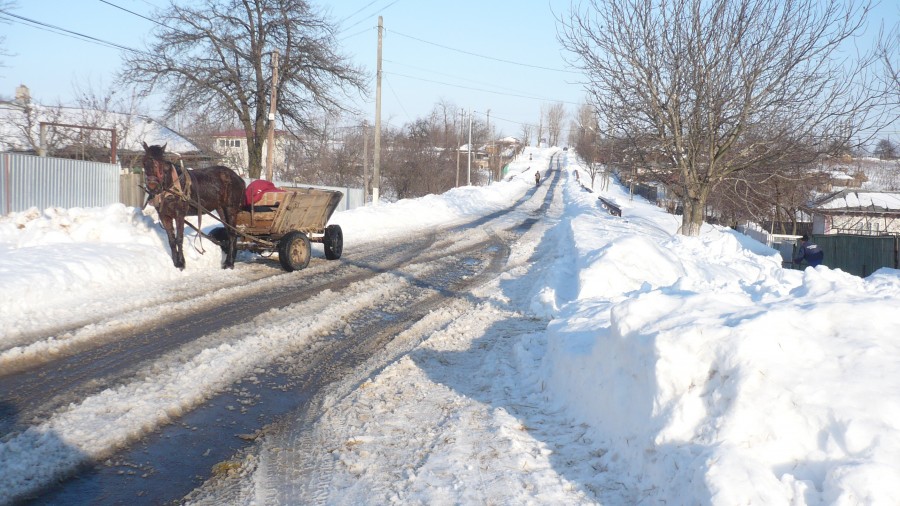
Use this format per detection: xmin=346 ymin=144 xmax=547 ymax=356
xmin=142 ymin=141 xmax=169 ymax=193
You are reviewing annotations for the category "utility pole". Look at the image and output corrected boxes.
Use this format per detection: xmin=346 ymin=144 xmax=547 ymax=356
xmin=456 ymin=109 xmax=462 ymax=187
xmin=363 ymin=121 xmax=369 ymax=204
xmin=373 ymin=16 xmax=383 ymax=205
xmin=486 ymin=109 xmax=491 ymax=183
xmin=266 ymin=50 xmax=280 ymax=182
xmin=467 ymin=109 xmax=472 ymax=186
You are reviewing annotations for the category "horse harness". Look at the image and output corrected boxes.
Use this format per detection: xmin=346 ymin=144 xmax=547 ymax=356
xmin=144 ymin=157 xmax=195 ymax=213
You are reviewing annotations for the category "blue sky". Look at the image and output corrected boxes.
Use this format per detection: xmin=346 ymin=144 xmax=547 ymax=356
xmin=0 ymin=0 xmax=585 ymax=138
xmin=0 ymin=1 xmax=895 ymax=141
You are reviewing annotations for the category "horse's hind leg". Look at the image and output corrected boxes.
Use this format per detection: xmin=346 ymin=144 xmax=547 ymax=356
xmin=219 ymin=207 xmax=236 ymax=269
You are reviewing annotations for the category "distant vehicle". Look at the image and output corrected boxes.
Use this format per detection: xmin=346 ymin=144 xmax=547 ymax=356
xmin=563 ymin=146 xmax=568 ymax=151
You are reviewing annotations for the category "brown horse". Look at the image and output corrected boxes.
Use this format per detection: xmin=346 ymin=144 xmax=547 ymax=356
xmin=141 ymin=142 xmax=246 ymax=269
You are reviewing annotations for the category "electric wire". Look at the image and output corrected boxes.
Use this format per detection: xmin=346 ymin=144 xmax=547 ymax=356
xmin=0 ymin=10 xmax=143 ymax=54
xmin=388 ymin=29 xmax=579 ymax=74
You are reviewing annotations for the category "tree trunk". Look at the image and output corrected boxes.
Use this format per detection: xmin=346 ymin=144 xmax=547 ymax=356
xmin=247 ymin=139 xmax=264 ymax=179
xmin=679 ymin=186 xmax=708 ymax=236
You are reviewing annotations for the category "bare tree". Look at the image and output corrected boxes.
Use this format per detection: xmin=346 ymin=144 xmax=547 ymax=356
xmin=519 ymin=123 xmax=533 ymax=147
xmin=546 ymin=102 xmax=567 ymax=147
xmin=0 ymin=94 xmax=65 ymax=154
xmin=120 ymin=0 xmax=365 ymax=179
xmin=879 ymin=18 xmax=900 ymax=97
xmin=572 ymin=102 xmax=600 ymax=183
xmin=0 ymin=1 xmax=14 ymax=71
xmin=874 ymin=138 xmax=898 ymax=160
xmin=536 ymin=104 xmax=546 ymax=147
xmin=559 ymin=0 xmax=888 ymax=236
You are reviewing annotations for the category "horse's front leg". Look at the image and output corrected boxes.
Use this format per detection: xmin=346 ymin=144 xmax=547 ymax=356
xmin=161 ymin=220 xmax=181 ymax=269
xmin=174 ymin=216 xmax=186 ymax=269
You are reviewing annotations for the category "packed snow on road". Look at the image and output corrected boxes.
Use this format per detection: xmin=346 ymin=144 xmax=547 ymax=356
xmin=2 ymin=147 xmax=900 ymax=504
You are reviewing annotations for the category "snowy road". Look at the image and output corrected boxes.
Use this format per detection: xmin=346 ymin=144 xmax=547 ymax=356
xmin=1 ymin=156 xmax=563 ymax=504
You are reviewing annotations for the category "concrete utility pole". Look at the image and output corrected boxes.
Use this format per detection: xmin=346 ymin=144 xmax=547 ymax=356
xmin=486 ymin=109 xmax=491 ymax=183
xmin=467 ymin=109 xmax=473 ymax=186
xmin=373 ymin=16 xmax=383 ymax=205
xmin=363 ymin=120 xmax=369 ymax=204
xmin=456 ymin=109 xmax=462 ymax=187
xmin=266 ymin=50 xmax=280 ymax=181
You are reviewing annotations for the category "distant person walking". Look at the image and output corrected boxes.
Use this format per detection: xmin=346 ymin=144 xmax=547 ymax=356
xmin=535 ymin=170 xmax=541 ymax=186
xmin=793 ymin=234 xmax=824 ymax=267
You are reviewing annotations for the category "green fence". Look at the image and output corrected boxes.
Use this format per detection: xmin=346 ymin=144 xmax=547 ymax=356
xmin=800 ymin=234 xmax=900 ymax=277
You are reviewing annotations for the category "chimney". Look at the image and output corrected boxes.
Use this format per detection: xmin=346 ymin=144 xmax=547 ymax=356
xmin=15 ymin=84 xmax=31 ymax=105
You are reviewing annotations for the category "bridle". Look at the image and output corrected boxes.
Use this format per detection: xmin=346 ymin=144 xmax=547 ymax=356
xmin=142 ymin=155 xmax=192 ymax=205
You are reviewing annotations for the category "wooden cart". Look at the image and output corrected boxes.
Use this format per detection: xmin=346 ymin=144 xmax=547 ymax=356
xmin=209 ymin=187 xmax=344 ymax=272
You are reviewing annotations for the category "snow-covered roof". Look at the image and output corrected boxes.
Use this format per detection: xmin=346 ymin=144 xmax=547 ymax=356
xmin=0 ymin=102 xmax=200 ymax=153
xmin=812 ymin=189 xmax=900 ymax=213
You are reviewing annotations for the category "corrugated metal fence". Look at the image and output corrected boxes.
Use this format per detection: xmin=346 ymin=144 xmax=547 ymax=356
xmin=1 ymin=153 xmax=369 ymax=216
xmin=309 ymin=185 xmax=364 ymax=212
xmin=808 ymin=234 xmax=899 ymax=277
xmin=1 ymin=153 xmax=121 ymax=214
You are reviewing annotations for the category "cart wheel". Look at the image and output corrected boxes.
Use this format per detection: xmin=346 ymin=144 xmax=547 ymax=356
xmin=208 ymin=227 xmax=229 ymax=252
xmin=277 ymin=231 xmax=311 ymax=272
xmin=323 ymin=224 xmax=343 ymax=260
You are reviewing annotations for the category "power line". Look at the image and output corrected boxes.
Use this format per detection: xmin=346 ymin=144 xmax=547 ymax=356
xmin=384 ymin=58 xmax=578 ymax=106
xmin=384 ymin=70 xmax=582 ymax=107
xmin=337 ymin=0 xmax=401 ymax=35
xmin=0 ymin=9 xmax=143 ymax=54
xmin=389 ymin=29 xmax=579 ymax=74
xmin=97 ymin=0 xmax=169 ymax=30
xmin=338 ymin=0 xmax=382 ymax=25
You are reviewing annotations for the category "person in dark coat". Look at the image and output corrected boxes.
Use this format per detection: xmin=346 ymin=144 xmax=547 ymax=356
xmin=793 ymin=234 xmax=824 ymax=267
xmin=535 ymin=170 xmax=540 ymax=186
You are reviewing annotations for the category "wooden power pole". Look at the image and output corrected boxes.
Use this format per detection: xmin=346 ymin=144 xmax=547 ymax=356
xmin=266 ymin=50 xmax=280 ymax=181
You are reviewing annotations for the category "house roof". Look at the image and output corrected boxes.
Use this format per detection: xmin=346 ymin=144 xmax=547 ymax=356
xmin=811 ymin=189 xmax=900 ymax=213
xmin=0 ymin=102 xmax=201 ymax=154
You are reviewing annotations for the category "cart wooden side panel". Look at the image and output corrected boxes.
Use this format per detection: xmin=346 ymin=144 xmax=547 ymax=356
xmin=235 ymin=187 xmax=342 ymax=239
xmin=270 ymin=187 xmax=342 ymax=235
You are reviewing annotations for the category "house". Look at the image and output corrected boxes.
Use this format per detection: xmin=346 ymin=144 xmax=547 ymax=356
xmin=211 ymin=128 xmax=291 ymax=176
xmin=808 ymin=189 xmax=900 ymax=236
xmin=0 ymin=86 xmax=208 ymax=171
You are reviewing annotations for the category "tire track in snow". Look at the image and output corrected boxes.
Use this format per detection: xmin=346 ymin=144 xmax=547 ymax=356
xmin=7 ymin=160 xmax=562 ymax=504
xmin=186 ymin=160 xmax=566 ymax=505
xmin=0 ymin=234 xmax=439 ymax=433
xmin=1 ymin=226 xmax=513 ymax=505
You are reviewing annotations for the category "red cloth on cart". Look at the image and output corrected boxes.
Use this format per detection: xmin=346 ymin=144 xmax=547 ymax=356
xmin=245 ymin=179 xmax=285 ymax=206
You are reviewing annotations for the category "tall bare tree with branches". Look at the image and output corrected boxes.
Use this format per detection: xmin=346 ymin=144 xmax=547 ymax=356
xmin=120 ymin=0 xmax=365 ymax=178
xmin=546 ymin=102 xmax=567 ymax=147
xmin=559 ymin=0 xmax=889 ymax=235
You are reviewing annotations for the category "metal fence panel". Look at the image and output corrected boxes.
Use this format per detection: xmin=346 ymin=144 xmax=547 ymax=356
xmin=120 ymin=173 xmax=146 ymax=208
xmin=813 ymin=234 xmax=899 ymax=277
xmin=1 ymin=153 xmax=121 ymax=214
xmin=299 ymin=185 xmax=364 ymax=212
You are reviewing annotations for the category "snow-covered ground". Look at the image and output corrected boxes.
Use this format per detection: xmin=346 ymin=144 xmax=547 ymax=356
xmin=3 ymin=147 xmax=900 ymax=504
